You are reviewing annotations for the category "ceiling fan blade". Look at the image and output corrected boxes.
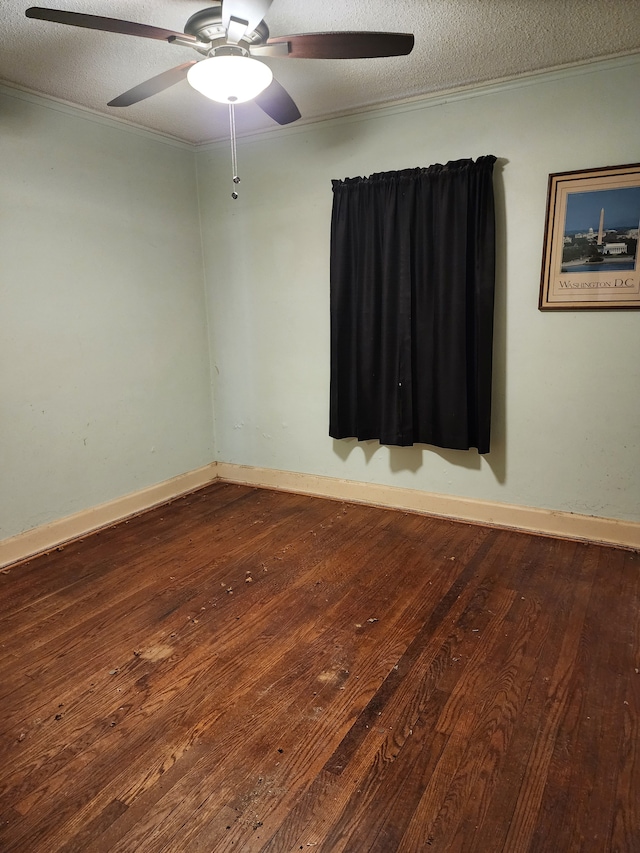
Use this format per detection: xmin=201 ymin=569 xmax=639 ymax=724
xmin=221 ymin=0 xmax=274 ymax=34
xmin=108 ymin=62 xmax=196 ymax=107
xmin=254 ymin=77 xmax=301 ymax=125
xmin=266 ymin=31 xmax=414 ymax=59
xmin=25 ymin=7 xmax=197 ymax=43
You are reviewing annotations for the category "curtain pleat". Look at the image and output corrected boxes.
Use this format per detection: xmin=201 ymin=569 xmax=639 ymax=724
xmin=329 ymin=156 xmax=497 ymax=453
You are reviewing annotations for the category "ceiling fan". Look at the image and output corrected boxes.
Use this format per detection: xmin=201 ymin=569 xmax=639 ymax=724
xmin=25 ymin=1 xmax=415 ymax=126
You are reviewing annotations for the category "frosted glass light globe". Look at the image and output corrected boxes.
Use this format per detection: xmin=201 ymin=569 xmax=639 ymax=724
xmin=187 ymin=56 xmax=273 ymax=104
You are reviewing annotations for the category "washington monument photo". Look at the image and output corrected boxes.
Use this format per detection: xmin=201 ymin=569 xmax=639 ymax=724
xmin=561 ymin=186 xmax=640 ymax=273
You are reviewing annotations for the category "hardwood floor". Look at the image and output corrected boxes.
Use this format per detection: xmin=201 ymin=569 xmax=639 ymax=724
xmin=0 ymin=482 xmax=638 ymax=852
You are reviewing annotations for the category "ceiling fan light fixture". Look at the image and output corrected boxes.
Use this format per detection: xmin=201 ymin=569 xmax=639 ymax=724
xmin=187 ymin=55 xmax=273 ymax=104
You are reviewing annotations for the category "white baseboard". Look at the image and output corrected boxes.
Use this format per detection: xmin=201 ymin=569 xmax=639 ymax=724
xmin=0 ymin=463 xmax=218 ymax=569
xmin=216 ymin=463 xmax=640 ymax=551
xmin=2 ymin=460 xmax=638 ymax=569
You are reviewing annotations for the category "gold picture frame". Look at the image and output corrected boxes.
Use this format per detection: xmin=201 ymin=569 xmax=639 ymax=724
xmin=539 ymin=163 xmax=640 ymax=309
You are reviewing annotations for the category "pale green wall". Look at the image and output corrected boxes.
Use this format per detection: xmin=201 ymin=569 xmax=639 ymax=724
xmin=0 ymin=90 xmax=214 ymax=539
xmin=197 ymin=58 xmax=640 ymax=523
xmin=2 ymin=58 xmax=638 ymax=543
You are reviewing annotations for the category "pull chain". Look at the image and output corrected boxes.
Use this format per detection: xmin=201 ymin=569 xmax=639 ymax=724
xmin=228 ymin=101 xmax=240 ymax=199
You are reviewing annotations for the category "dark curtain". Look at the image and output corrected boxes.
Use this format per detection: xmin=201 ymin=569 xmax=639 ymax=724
xmin=329 ymin=156 xmax=497 ymax=453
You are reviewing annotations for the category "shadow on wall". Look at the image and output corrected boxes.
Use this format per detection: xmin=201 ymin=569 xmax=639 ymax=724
xmin=332 ymin=437 xmax=505 ymax=481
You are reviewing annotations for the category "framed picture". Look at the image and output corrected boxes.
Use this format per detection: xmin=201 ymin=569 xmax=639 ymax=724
xmin=539 ymin=163 xmax=640 ymax=309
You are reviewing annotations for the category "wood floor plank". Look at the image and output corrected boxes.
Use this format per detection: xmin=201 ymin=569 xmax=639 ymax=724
xmin=0 ymin=485 xmax=325 ymax=670
xmin=533 ymin=546 xmax=624 ymax=851
xmin=1 ymin=484 xmax=638 ymax=852
xmin=254 ymin=529 xmax=520 ymax=851
xmin=2 ymin=501 xmax=371 ymax=849
xmin=611 ymin=548 xmax=640 ymax=852
xmin=4 ymin=502 xmax=424 ymax=851
xmin=498 ymin=542 xmax=601 ymax=853
xmin=0 ymin=488 xmax=342 ymax=750
xmin=96 ymin=513 xmax=471 ymax=853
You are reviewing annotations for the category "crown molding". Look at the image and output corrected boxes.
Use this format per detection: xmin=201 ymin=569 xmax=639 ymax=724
xmin=0 ymin=81 xmax=193 ymax=150
xmin=3 ymin=51 xmax=638 ymax=152
xmin=195 ymin=51 xmax=640 ymax=151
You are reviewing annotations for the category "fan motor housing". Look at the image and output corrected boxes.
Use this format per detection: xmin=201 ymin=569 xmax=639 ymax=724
xmin=184 ymin=4 xmax=269 ymax=45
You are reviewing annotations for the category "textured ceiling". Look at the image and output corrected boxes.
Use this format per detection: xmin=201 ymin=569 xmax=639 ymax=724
xmin=2 ymin=0 xmax=640 ymax=144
